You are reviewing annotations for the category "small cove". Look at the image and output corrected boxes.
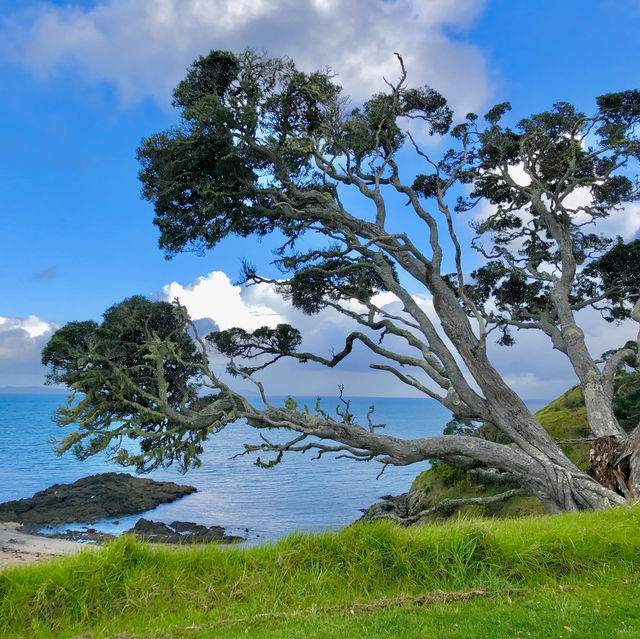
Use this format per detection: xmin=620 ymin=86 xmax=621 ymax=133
xmin=0 ymin=393 xmax=547 ymax=543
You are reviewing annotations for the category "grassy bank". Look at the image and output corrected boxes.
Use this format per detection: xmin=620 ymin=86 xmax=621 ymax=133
xmin=2 ymin=504 xmax=640 ymax=637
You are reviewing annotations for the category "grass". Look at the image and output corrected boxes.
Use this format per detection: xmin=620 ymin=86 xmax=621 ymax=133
xmin=2 ymin=504 xmax=640 ymax=637
xmin=410 ymin=464 xmax=546 ymax=518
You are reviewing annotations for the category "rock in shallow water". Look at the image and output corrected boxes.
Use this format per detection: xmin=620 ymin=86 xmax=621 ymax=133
xmin=0 ymin=473 xmax=197 ymax=530
xmin=126 ymin=518 xmax=245 ymax=544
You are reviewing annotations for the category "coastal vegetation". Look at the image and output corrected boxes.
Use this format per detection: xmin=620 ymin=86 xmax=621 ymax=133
xmin=42 ymin=49 xmax=640 ymax=514
xmin=2 ymin=505 xmax=640 ymax=637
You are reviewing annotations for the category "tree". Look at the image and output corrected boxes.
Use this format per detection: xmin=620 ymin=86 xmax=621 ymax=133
xmin=459 ymin=95 xmax=640 ymax=493
xmin=43 ymin=50 xmax=640 ymax=515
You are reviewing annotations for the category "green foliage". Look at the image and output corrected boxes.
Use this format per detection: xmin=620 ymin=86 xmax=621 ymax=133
xmin=483 ymin=102 xmax=512 ymax=125
xmin=288 ymin=256 xmax=392 ymax=314
xmin=137 ymin=49 xmax=454 ymax=266
xmin=41 ymin=297 xmax=214 ymax=472
xmin=429 ymin=460 xmax=468 ymax=486
xmin=596 ymin=90 xmax=640 ymax=147
xmin=580 ymin=238 xmax=640 ymax=322
xmin=138 ymin=50 xmax=344 ymax=258
xmin=207 ymin=324 xmax=302 ymax=374
xmin=456 ymin=92 xmax=640 ymax=340
xmin=2 ymin=506 xmax=640 ymax=637
xmin=337 ymin=86 xmax=451 ymax=160
xmin=613 ymin=371 xmax=640 ymax=431
xmin=172 ymin=50 xmax=240 ymax=110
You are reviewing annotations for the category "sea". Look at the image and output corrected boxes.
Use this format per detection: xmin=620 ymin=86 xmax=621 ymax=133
xmin=0 ymin=393 xmax=547 ymax=544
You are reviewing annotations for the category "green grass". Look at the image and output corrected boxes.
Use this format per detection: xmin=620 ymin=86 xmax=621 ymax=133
xmin=2 ymin=504 xmax=640 ymax=638
xmin=215 ymin=579 xmax=640 ymax=638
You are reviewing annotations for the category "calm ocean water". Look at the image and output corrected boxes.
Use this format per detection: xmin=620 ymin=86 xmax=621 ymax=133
xmin=0 ymin=393 xmax=547 ymax=543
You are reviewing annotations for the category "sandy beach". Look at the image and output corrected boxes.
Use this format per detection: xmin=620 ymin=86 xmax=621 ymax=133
xmin=0 ymin=521 xmax=91 ymax=567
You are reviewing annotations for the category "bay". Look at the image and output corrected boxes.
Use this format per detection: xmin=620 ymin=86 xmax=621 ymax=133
xmin=0 ymin=393 xmax=547 ymax=543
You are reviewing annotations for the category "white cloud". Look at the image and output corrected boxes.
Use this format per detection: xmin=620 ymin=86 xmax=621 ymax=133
xmin=566 ymin=188 xmax=640 ymax=242
xmin=594 ymin=201 xmax=640 ymax=241
xmin=4 ymin=268 xmax=633 ymax=398
xmin=157 ymin=270 xmax=433 ymax=396
xmin=0 ymin=315 xmax=53 ymax=341
xmin=2 ymin=0 xmax=490 ymax=114
xmin=0 ymin=315 xmax=59 ymax=386
xmin=160 ymin=271 xmax=285 ymax=331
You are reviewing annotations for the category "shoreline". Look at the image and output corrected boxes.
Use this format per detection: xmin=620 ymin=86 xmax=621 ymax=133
xmin=0 ymin=521 xmax=90 ymax=567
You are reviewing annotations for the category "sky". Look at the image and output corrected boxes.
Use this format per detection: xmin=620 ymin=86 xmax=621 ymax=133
xmin=0 ymin=0 xmax=639 ymax=398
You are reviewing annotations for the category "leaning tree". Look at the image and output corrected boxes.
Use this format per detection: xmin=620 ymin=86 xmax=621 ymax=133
xmin=43 ymin=50 xmax=640 ymax=515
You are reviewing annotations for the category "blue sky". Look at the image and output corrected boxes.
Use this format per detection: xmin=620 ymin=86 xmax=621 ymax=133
xmin=1 ymin=0 xmax=639 ymax=395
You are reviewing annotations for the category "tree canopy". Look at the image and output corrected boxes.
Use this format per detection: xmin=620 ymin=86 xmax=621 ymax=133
xmin=42 ymin=296 xmax=210 ymax=471
xmin=44 ymin=50 xmax=640 ymax=515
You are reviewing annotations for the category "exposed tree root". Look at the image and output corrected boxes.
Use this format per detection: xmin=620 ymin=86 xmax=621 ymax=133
xmin=365 ymin=488 xmax=529 ymax=526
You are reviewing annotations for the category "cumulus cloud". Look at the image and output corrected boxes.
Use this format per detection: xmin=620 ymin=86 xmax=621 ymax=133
xmin=3 ymin=266 xmax=635 ymax=397
xmin=157 ymin=270 xmax=426 ymax=396
xmin=2 ymin=0 xmax=490 ymax=114
xmin=0 ymin=315 xmax=59 ymax=387
xmin=3 ymin=262 xmax=634 ymax=398
xmin=567 ymin=189 xmax=640 ymax=242
xmin=160 ymin=271 xmax=285 ymax=331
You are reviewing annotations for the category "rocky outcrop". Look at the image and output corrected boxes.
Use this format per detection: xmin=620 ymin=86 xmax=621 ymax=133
xmin=0 ymin=473 xmax=197 ymax=530
xmin=126 ymin=518 xmax=245 ymax=543
xmin=51 ymin=518 xmax=245 ymax=544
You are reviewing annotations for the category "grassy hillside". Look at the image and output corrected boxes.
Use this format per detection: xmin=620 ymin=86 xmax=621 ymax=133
xmin=534 ymin=385 xmax=591 ymax=469
xmin=2 ymin=505 xmax=640 ymax=637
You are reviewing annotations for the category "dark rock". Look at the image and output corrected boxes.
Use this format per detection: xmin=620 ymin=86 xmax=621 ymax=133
xmin=131 ymin=518 xmax=174 ymax=537
xmin=126 ymin=518 xmax=245 ymax=544
xmin=0 ymin=473 xmax=197 ymax=530
xmin=53 ymin=529 xmax=117 ymax=543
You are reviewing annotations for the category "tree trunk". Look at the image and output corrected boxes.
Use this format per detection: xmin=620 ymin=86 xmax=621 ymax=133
xmin=549 ymin=284 xmax=626 ymax=438
xmin=431 ymin=282 xmax=624 ymax=512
